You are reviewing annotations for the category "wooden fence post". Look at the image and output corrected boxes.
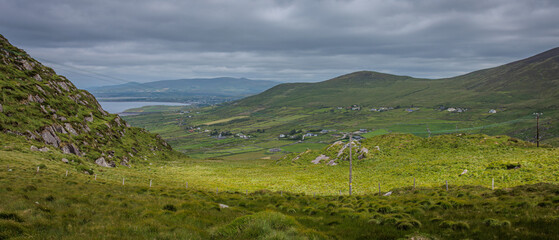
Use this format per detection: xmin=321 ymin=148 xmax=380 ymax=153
xmin=36 ymin=166 xmax=39 ymax=173
xmin=122 ymin=177 xmax=125 ymax=185
xmin=94 ymin=174 xmax=97 ymax=180
xmin=492 ymin=178 xmax=494 ymax=190
xmin=150 ymin=179 xmax=152 ymax=188
xmin=378 ymin=183 xmax=381 ymax=196
xmin=185 ymin=181 xmax=188 ymax=189
xmin=216 ymin=188 xmax=218 ymax=194
xmin=446 ymin=180 xmax=448 ymax=191
xmin=413 ymin=177 xmax=416 ymax=189
xmin=65 ymin=170 xmax=68 ymax=177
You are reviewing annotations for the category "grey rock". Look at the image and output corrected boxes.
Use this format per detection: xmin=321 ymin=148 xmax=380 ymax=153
xmin=327 ymin=159 xmax=338 ymax=166
xmin=218 ymin=203 xmax=229 ymax=209
xmin=33 ymin=74 xmax=42 ymax=81
xmin=95 ymin=157 xmax=115 ymax=168
xmin=84 ymin=116 xmax=93 ymax=122
xmin=21 ymin=60 xmax=34 ymax=70
xmin=40 ymin=127 xmax=60 ymax=148
xmin=30 ymin=145 xmax=39 ymax=151
xmin=311 ymin=154 xmax=330 ymax=164
xmin=383 ymin=191 xmax=392 ymax=196
xmin=61 ymin=158 xmax=69 ymax=163
xmin=61 ymin=143 xmax=81 ymax=156
xmin=64 ymin=123 xmax=78 ymax=135
xmin=120 ymin=157 xmax=130 ymax=168
xmin=39 ymin=147 xmax=49 ymax=152
xmin=53 ymin=124 xmax=67 ymax=134
xmin=56 ymin=81 xmax=71 ymax=92
xmin=0 ymin=103 xmax=3 ymax=113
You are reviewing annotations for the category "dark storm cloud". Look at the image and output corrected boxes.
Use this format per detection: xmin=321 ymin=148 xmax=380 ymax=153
xmin=1 ymin=0 xmax=558 ymax=87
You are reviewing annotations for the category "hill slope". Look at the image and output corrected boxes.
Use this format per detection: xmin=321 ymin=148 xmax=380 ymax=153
xmin=0 ymin=34 xmax=172 ymax=166
xmin=234 ymin=47 xmax=559 ymax=109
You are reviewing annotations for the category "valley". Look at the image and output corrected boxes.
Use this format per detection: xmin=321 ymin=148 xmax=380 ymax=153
xmin=2 ymin=33 xmax=559 ymax=239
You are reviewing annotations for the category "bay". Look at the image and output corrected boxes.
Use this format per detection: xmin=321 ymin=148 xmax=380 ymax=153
xmin=98 ymin=101 xmax=189 ymax=114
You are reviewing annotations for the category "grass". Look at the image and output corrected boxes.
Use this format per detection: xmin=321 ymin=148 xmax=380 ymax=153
xmin=1 ymin=143 xmax=559 ymax=239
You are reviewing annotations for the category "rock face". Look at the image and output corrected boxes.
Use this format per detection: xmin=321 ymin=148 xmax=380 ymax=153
xmin=0 ymin=34 xmax=173 ymax=166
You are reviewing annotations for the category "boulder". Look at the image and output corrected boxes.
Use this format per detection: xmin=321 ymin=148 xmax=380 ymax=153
xmin=39 ymin=147 xmax=49 ymax=152
xmin=311 ymin=154 xmax=330 ymax=164
xmin=30 ymin=145 xmax=39 ymax=151
xmin=64 ymin=123 xmax=78 ymax=135
xmin=61 ymin=143 xmax=81 ymax=156
xmin=120 ymin=157 xmax=130 ymax=168
xmin=218 ymin=204 xmax=229 ymax=209
xmin=95 ymin=157 xmax=115 ymax=168
xmin=40 ymin=127 xmax=60 ymax=147
xmin=61 ymin=158 xmax=69 ymax=163
xmin=327 ymin=159 xmax=338 ymax=166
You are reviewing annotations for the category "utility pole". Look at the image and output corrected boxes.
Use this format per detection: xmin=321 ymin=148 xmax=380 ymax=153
xmin=534 ymin=113 xmax=543 ymax=147
xmin=426 ymin=124 xmax=431 ymax=138
xmin=349 ymin=133 xmax=353 ymax=196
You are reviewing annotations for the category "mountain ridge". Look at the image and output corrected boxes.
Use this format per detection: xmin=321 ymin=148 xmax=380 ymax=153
xmin=232 ymin=46 xmax=559 ymax=109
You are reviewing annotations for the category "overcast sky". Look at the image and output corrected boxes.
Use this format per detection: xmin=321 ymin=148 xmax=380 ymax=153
xmin=1 ymin=0 xmax=558 ymax=88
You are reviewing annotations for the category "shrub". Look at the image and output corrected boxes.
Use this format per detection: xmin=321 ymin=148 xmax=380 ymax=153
xmin=163 ymin=204 xmax=177 ymax=212
xmin=483 ymin=218 xmax=501 ymax=227
xmin=212 ymin=211 xmax=308 ymax=239
xmin=0 ymin=213 xmax=23 ymax=222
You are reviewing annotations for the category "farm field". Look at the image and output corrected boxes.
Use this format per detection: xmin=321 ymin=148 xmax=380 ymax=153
xmin=123 ymin=104 xmax=558 ymax=159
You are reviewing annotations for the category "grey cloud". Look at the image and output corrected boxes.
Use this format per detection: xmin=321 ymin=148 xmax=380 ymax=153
xmin=1 ymin=0 xmax=558 ymax=87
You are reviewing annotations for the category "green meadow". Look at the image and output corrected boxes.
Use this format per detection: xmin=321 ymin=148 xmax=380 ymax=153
xmin=2 ymin=132 xmax=559 ymax=239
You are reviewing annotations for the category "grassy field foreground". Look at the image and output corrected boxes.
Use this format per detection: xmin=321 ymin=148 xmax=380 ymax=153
xmin=1 ymin=133 xmax=559 ymax=239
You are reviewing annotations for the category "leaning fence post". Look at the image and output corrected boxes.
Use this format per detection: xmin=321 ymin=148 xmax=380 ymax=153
xmin=492 ymin=178 xmax=494 ymax=190
xmin=378 ymin=183 xmax=381 ymax=196
xmin=446 ymin=180 xmax=449 ymax=191
xmin=122 ymin=177 xmax=125 ymax=185
xmin=413 ymin=177 xmax=416 ymax=189
xmin=65 ymin=170 xmax=68 ymax=177
xmin=149 ymin=179 xmax=152 ymax=188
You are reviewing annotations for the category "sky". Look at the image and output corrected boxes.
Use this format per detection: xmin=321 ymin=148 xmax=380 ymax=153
xmin=1 ymin=0 xmax=558 ymax=88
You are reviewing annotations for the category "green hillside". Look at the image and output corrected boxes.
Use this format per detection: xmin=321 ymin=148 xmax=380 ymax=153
xmin=236 ymin=47 xmax=559 ymax=109
xmin=0 ymin=34 xmax=174 ymax=166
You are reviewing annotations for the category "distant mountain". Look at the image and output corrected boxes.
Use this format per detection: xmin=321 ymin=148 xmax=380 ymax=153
xmin=89 ymin=77 xmax=280 ymax=104
xmin=233 ymin=47 xmax=559 ymax=109
xmin=0 ymin=34 xmax=172 ymax=167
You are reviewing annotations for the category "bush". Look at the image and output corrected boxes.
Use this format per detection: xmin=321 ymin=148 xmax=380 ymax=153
xmin=0 ymin=213 xmax=23 ymax=222
xmin=163 ymin=204 xmax=177 ymax=212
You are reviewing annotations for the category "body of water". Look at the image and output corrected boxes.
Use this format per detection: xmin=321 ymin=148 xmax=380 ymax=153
xmin=98 ymin=101 xmax=189 ymax=114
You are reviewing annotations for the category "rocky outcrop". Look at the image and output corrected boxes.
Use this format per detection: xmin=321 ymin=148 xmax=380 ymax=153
xmin=120 ymin=157 xmax=130 ymax=167
xmin=64 ymin=123 xmax=78 ymax=135
xmin=311 ymin=154 xmax=330 ymax=164
xmin=40 ymin=127 xmax=61 ymax=148
xmin=95 ymin=157 xmax=115 ymax=168
xmin=61 ymin=143 xmax=81 ymax=156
